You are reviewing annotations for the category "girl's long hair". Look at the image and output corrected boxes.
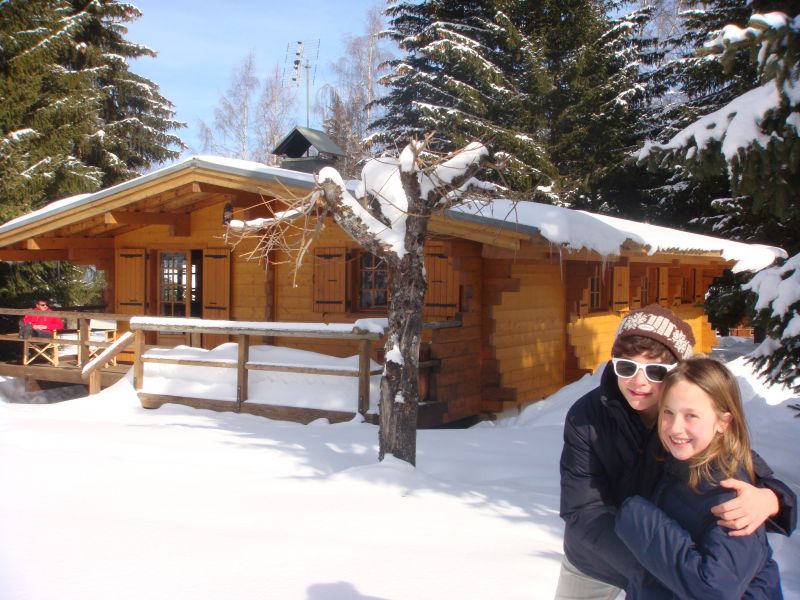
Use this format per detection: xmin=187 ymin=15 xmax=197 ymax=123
xmin=660 ymin=357 xmax=754 ymax=489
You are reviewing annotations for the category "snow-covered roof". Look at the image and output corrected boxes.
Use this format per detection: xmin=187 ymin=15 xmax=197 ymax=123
xmin=0 ymin=155 xmax=784 ymax=273
xmin=449 ymin=199 xmax=786 ymax=272
xmin=0 ymin=155 xmax=316 ymax=236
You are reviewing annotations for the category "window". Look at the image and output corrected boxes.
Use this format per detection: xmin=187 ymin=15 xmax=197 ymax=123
xmin=357 ymin=252 xmax=389 ymax=311
xmin=589 ymin=274 xmax=602 ymax=309
xmin=312 ymin=244 xmax=458 ymax=318
xmin=641 ymin=274 xmax=650 ymax=306
xmin=159 ymin=251 xmax=200 ymax=318
xmin=160 ymin=252 xmax=187 ymax=317
xmin=682 ymin=268 xmax=695 ymax=303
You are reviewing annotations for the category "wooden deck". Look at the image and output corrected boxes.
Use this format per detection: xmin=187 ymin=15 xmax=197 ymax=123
xmin=1 ymin=308 xmax=452 ymax=426
xmin=0 ymin=358 xmax=129 ymax=391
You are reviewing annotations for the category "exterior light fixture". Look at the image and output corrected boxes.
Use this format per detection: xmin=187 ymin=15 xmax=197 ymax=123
xmin=222 ymin=202 xmax=233 ymax=225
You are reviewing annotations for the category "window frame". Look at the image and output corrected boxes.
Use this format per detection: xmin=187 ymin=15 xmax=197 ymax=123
xmin=352 ymin=250 xmax=390 ymax=313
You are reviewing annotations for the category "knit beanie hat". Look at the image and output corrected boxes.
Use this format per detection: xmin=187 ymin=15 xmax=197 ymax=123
xmin=615 ymin=304 xmax=695 ymax=361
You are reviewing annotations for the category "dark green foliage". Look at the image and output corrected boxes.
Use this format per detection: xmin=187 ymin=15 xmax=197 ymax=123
xmin=634 ymin=1 xmax=800 ymax=391
xmin=0 ymin=1 xmax=183 ymax=307
xmin=0 ymin=261 xmax=105 ymax=309
xmin=0 ymin=0 xmax=183 ymax=216
xmin=746 ymin=255 xmax=800 ymax=393
xmin=373 ymin=1 xmax=660 ymax=200
xmin=638 ymin=1 xmax=800 ymax=252
xmin=372 ymin=1 xmax=557 ymax=193
xmin=705 ymin=270 xmax=755 ymax=336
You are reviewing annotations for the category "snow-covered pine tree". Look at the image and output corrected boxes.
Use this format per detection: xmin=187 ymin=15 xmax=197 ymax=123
xmin=0 ymin=0 xmax=183 ymax=218
xmin=555 ymin=4 xmax=663 ymax=210
xmin=640 ymin=7 xmax=800 ymax=391
xmin=371 ymin=0 xmax=556 ymax=194
xmin=0 ymin=0 xmax=102 ymax=218
xmin=372 ymin=1 xmax=660 ymax=201
xmin=637 ymin=0 xmax=799 ymax=250
xmin=0 ymin=0 xmax=182 ymax=309
xmin=747 ymin=253 xmax=800 ymax=394
xmin=65 ymin=0 xmax=184 ymax=187
xmin=626 ymin=1 xmax=754 ymax=233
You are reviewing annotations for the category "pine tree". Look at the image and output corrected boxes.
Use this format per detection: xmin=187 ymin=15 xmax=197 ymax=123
xmin=0 ymin=0 xmax=183 ymax=216
xmin=637 ymin=0 xmax=799 ymax=249
xmin=371 ymin=0 xmax=557 ymax=194
xmin=638 ymin=5 xmax=800 ymax=391
xmin=0 ymin=1 xmax=183 ymax=310
xmin=0 ymin=0 xmax=103 ymax=218
xmin=555 ymin=5 xmax=663 ymax=209
xmin=64 ymin=0 xmax=184 ymax=187
xmin=747 ymin=253 xmax=800 ymax=394
xmin=372 ymin=1 xmax=659 ymax=199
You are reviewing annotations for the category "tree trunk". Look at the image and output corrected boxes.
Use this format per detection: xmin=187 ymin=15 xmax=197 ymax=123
xmin=378 ymin=214 xmax=428 ymax=465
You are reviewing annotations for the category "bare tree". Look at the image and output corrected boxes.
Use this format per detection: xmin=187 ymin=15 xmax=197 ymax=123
xmin=315 ymin=6 xmax=394 ymax=176
xmin=199 ymin=52 xmax=297 ymax=162
xmin=226 ymin=138 xmax=493 ymax=465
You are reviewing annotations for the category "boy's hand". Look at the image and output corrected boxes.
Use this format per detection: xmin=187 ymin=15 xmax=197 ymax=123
xmin=711 ymin=478 xmax=779 ymax=536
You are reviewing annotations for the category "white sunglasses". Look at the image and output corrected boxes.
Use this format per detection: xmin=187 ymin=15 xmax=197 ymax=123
xmin=611 ymin=358 xmax=677 ymax=383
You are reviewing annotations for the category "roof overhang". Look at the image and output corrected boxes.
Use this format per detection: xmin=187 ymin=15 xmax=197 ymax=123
xmin=0 ymin=156 xmax=317 ymax=250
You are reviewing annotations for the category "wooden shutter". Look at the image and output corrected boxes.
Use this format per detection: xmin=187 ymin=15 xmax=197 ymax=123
xmin=115 ymin=248 xmax=146 ymax=315
xmin=693 ymin=268 xmax=704 ymax=304
xmin=203 ymin=248 xmax=231 ymax=319
xmin=612 ymin=266 xmax=629 ymax=312
xmin=658 ymin=266 xmax=670 ymax=307
xmin=578 ymin=288 xmax=590 ymax=317
xmin=202 ymin=248 xmax=231 ymax=349
xmin=313 ymin=247 xmax=347 ymax=313
xmin=423 ymin=250 xmax=459 ymax=318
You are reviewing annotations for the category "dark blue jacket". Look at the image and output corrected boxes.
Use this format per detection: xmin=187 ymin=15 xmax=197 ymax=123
xmin=559 ymin=362 xmax=796 ymax=590
xmin=615 ymin=459 xmax=783 ymax=599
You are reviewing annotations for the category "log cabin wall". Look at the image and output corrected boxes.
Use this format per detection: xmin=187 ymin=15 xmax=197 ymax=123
xmin=565 ymin=258 xmax=725 ymax=377
xmin=269 ymin=220 xmax=485 ymax=425
xmin=433 ymin=239 xmax=483 ymax=423
xmin=272 ymin=222 xmax=366 ymax=358
xmin=114 ymin=201 xmax=268 ymax=318
xmin=482 ymin=258 xmax=567 ymax=413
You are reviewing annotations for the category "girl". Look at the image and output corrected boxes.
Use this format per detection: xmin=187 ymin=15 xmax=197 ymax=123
xmin=615 ymin=357 xmax=783 ymax=599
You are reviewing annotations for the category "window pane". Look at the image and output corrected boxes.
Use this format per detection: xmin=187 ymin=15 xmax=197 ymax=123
xmin=361 ymin=290 xmax=373 ymax=308
xmin=358 ymin=252 xmax=389 ymax=310
xmin=375 ymin=290 xmax=387 ymax=308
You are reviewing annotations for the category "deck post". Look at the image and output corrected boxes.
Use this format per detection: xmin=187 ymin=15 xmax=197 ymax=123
xmin=236 ymin=334 xmax=249 ymax=410
xmin=133 ymin=329 xmax=145 ymax=390
xmin=78 ymin=318 xmax=90 ymax=366
xmin=358 ymin=339 xmax=371 ymax=415
xmin=88 ymin=369 xmax=101 ymax=395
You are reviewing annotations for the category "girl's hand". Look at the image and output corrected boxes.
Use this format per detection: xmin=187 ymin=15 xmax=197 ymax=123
xmin=710 ymin=478 xmax=779 ymax=536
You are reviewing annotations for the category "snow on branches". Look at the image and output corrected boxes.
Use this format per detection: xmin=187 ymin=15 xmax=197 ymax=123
xmin=637 ymin=11 xmax=800 ymax=220
xmin=746 ymin=252 xmax=800 ymax=393
xmin=226 ymin=138 xmax=491 ymax=267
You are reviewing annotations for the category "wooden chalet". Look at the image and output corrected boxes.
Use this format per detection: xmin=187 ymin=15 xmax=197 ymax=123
xmin=0 ymin=155 xmax=783 ymax=425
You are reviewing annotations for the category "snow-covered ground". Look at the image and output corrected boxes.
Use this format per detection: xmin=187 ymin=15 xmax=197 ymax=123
xmin=0 ymin=339 xmax=797 ymax=600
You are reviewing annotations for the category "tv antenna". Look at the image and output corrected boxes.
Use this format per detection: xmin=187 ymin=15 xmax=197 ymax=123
xmin=284 ymin=39 xmax=320 ymax=128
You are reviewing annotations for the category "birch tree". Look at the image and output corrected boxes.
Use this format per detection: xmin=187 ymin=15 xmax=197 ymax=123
xmin=199 ymin=52 xmax=296 ymax=162
xmin=316 ymin=6 xmax=393 ymax=177
xmin=227 ymin=138 xmax=492 ymax=465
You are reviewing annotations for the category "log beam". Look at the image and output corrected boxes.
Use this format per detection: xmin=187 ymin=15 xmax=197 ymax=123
xmin=104 ymin=210 xmax=191 ymax=236
xmin=25 ymin=237 xmax=114 ymax=250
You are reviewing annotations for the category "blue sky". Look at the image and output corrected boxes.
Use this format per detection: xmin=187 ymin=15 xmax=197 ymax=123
xmin=126 ymin=0 xmax=386 ymax=156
